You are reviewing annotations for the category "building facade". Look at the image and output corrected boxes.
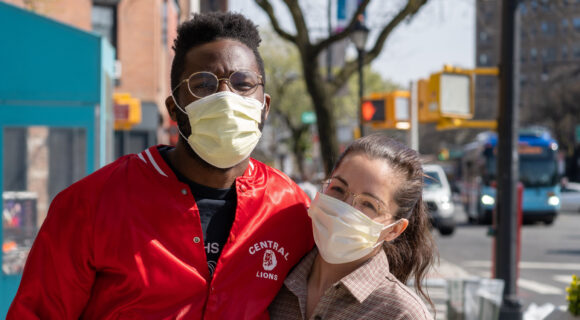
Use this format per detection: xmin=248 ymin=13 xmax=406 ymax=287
xmin=475 ymin=0 xmax=580 ymax=180
xmin=4 ymin=0 xmax=192 ymax=157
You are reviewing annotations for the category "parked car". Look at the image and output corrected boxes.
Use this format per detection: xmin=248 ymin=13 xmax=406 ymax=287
xmin=560 ymin=182 xmax=580 ymax=212
xmin=423 ymin=164 xmax=456 ymax=236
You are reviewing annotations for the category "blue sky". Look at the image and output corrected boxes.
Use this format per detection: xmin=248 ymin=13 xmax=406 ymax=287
xmin=229 ymin=0 xmax=475 ymax=88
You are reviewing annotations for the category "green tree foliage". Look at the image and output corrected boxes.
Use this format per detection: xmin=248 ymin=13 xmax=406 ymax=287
xmin=260 ymin=30 xmax=314 ymax=179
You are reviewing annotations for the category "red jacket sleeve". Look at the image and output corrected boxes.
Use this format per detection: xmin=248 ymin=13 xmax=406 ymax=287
xmin=7 ymin=184 xmax=96 ymax=319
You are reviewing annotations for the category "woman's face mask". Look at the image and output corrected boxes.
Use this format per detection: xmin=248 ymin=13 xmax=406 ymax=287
xmin=308 ymin=192 xmax=401 ymax=264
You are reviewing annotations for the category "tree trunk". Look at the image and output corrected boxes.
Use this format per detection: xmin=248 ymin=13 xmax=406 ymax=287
xmin=291 ymin=125 xmax=309 ymax=180
xmin=302 ymin=53 xmax=339 ymax=175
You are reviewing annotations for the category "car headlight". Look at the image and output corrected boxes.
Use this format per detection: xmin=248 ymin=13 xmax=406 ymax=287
xmin=548 ymin=196 xmax=560 ymax=206
xmin=481 ymin=195 xmax=495 ymax=206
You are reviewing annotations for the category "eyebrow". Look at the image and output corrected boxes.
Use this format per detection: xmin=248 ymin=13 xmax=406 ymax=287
xmin=331 ymin=175 xmax=387 ymax=207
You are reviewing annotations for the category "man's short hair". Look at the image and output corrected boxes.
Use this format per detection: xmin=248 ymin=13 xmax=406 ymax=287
xmin=170 ymin=12 xmax=265 ymax=91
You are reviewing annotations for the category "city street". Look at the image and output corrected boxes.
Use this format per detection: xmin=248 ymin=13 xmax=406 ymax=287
xmin=434 ymin=203 xmax=580 ymax=313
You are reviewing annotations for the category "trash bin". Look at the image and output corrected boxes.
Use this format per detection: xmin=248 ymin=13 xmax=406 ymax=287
xmin=447 ymin=278 xmax=505 ymax=320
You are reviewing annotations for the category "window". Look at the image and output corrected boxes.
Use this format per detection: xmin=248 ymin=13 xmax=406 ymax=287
xmin=531 ymin=0 xmax=538 ymax=11
xmin=162 ymin=0 xmax=168 ymax=46
xmin=521 ymin=52 xmax=527 ymax=63
xmin=540 ymin=21 xmax=557 ymax=35
xmin=562 ymin=19 xmax=569 ymax=32
xmin=573 ymin=17 xmax=580 ymax=31
xmin=541 ymin=22 xmax=548 ymax=33
xmin=520 ymin=3 xmax=527 ymax=14
xmin=562 ymin=45 xmax=568 ymax=59
xmin=530 ymin=48 xmax=538 ymax=61
xmin=479 ymin=31 xmax=488 ymax=42
xmin=574 ymin=45 xmax=580 ymax=58
xmin=92 ymin=4 xmax=117 ymax=49
xmin=542 ymin=47 xmax=557 ymax=62
xmin=540 ymin=0 xmax=550 ymax=10
xmin=479 ymin=53 xmax=489 ymax=66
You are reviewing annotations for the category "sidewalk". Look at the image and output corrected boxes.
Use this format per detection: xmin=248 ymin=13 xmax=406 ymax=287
xmin=408 ymin=258 xmax=478 ymax=320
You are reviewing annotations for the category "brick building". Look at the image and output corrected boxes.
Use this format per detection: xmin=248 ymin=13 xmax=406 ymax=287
xmin=3 ymin=0 xmax=193 ymax=156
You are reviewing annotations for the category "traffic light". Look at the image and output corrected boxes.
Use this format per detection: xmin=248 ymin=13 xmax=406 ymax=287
xmin=113 ymin=92 xmax=142 ymax=130
xmin=361 ymin=98 xmax=386 ymax=122
xmin=361 ymin=91 xmax=410 ymax=130
xmin=418 ymin=65 xmax=475 ymax=123
xmin=418 ymin=78 xmax=439 ymax=123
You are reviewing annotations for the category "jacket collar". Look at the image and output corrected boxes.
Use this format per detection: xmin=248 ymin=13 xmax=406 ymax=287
xmin=138 ymin=145 xmax=258 ymax=181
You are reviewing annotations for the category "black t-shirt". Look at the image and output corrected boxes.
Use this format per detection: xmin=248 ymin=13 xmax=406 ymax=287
xmin=158 ymin=146 xmax=236 ymax=276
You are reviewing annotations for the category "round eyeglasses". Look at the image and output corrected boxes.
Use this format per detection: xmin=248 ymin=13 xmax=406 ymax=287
xmin=172 ymin=70 xmax=264 ymax=99
xmin=323 ymin=177 xmax=390 ymax=218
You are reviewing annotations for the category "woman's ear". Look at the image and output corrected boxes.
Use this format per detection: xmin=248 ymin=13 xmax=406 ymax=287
xmin=381 ymin=218 xmax=409 ymax=242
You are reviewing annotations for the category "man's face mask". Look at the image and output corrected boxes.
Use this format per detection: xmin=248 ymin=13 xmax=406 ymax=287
xmin=172 ymin=91 xmax=266 ymax=169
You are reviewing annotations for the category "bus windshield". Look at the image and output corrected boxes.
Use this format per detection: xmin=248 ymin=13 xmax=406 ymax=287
xmin=484 ymin=155 xmax=558 ymax=187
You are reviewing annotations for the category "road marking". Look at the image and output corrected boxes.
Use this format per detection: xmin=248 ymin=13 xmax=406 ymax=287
xmin=426 ymin=288 xmax=448 ymax=299
xmin=554 ymin=274 xmax=574 ymax=284
xmin=462 ymin=260 xmax=580 ymax=270
xmin=518 ymin=278 xmax=563 ymax=295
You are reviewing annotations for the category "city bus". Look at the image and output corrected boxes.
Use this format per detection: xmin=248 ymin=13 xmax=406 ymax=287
xmin=461 ymin=127 xmax=561 ymax=225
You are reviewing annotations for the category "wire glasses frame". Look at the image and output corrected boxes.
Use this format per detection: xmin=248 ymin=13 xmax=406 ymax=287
xmin=322 ymin=177 xmax=390 ymax=218
xmin=172 ymin=70 xmax=264 ymax=99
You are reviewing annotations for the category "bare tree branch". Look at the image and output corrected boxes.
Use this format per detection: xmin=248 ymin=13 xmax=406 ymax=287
xmin=282 ymin=0 xmax=311 ymax=47
xmin=330 ymin=0 xmax=428 ymax=92
xmin=311 ymin=0 xmax=371 ymax=56
xmin=255 ymin=0 xmax=296 ymax=43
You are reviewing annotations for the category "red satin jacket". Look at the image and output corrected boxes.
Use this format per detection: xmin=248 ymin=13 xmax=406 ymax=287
xmin=7 ymin=146 xmax=314 ymax=320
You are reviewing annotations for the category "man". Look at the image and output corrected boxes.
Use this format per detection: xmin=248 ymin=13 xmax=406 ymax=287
xmin=8 ymin=12 xmax=313 ymax=319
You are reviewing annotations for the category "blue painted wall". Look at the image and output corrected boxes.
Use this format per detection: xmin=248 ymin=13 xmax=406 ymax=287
xmin=0 ymin=2 xmax=114 ymax=316
xmin=0 ymin=2 xmax=101 ymax=104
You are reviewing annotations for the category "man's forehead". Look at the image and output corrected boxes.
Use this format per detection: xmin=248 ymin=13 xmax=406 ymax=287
xmin=183 ymin=39 xmax=258 ymax=75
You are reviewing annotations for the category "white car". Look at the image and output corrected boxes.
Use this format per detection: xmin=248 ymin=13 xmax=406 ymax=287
xmin=560 ymin=182 xmax=580 ymax=212
xmin=423 ymin=164 xmax=456 ymax=236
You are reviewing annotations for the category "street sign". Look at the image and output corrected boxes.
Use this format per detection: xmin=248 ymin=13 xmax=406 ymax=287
xmin=301 ymin=111 xmax=317 ymax=124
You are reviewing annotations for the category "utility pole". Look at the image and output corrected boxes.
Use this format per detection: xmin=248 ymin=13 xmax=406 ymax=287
xmin=496 ymin=0 xmax=522 ymax=319
xmin=327 ymin=0 xmax=332 ymax=81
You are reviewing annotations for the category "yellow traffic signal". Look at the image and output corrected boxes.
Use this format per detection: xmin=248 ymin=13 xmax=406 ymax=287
xmin=428 ymin=65 xmax=474 ymax=119
xmin=363 ymin=91 xmax=410 ymax=130
xmin=113 ymin=92 xmax=142 ymax=130
xmin=418 ymin=78 xmax=439 ymax=123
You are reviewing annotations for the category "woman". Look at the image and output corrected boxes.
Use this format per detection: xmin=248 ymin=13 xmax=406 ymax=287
xmin=270 ymin=133 xmax=437 ymax=319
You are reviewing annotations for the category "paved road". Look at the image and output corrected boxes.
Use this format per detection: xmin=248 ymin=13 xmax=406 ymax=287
xmin=430 ymin=205 xmax=579 ymax=317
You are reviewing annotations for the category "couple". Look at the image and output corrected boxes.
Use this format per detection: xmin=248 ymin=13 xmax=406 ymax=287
xmin=8 ymin=12 xmax=436 ymax=320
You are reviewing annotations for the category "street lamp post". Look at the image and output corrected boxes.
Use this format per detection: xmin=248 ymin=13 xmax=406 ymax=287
xmin=349 ymin=17 xmax=369 ymax=137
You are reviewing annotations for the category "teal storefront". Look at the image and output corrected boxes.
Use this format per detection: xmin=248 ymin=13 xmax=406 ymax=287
xmin=0 ymin=3 xmax=115 ymax=315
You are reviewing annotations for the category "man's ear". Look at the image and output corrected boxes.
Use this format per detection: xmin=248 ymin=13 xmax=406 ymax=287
xmin=263 ymin=93 xmax=271 ymax=120
xmin=381 ymin=219 xmax=409 ymax=242
xmin=165 ymin=96 xmax=178 ymax=122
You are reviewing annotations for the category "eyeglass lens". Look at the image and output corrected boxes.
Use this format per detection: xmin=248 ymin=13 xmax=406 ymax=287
xmin=324 ymin=178 xmax=382 ymax=217
xmin=187 ymin=70 xmax=261 ymax=98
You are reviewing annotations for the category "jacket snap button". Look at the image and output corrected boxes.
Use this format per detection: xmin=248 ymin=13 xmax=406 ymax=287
xmin=181 ymin=188 xmax=187 ymax=195
xmin=193 ymin=237 xmax=200 ymax=243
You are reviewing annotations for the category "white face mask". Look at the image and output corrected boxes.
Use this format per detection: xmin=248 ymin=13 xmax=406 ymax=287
xmin=308 ymin=192 xmax=400 ymax=264
xmin=172 ymin=91 xmax=265 ymax=169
